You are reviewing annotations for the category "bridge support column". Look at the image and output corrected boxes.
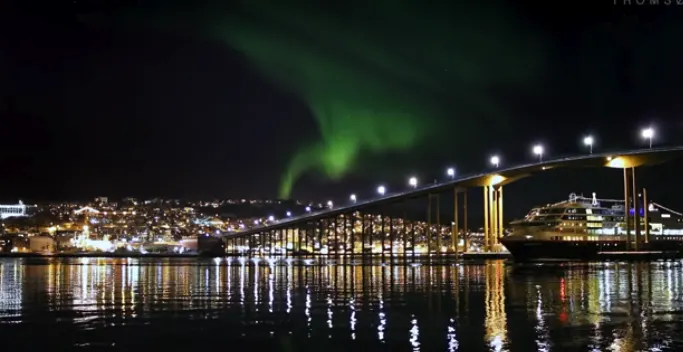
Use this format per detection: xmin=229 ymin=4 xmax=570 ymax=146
xmin=436 ymin=194 xmax=441 ymax=256
xmin=498 ymin=186 xmax=504 ymax=242
xmin=317 ymin=221 xmax=323 ymax=255
xmin=427 ymin=194 xmax=433 ymax=255
xmin=624 ymin=168 xmax=631 ymax=249
xmin=355 ymin=213 xmax=361 ymax=256
xmin=410 ymin=219 xmax=416 ymax=259
xmin=361 ymin=214 xmax=367 ymax=256
xmin=463 ymin=191 xmax=468 ymax=253
xmin=343 ymin=214 xmax=349 ymax=256
xmin=390 ymin=214 xmax=395 ymax=258
xmin=452 ymin=188 xmax=467 ymax=255
xmin=381 ymin=213 xmax=386 ymax=260
xmin=452 ymin=188 xmax=459 ymax=255
xmin=301 ymin=225 xmax=306 ymax=254
xmin=286 ymin=229 xmax=292 ymax=256
xmin=306 ymin=222 xmax=313 ymax=254
xmin=334 ymin=216 xmax=339 ymax=258
xmin=490 ymin=186 xmax=497 ymax=248
xmin=643 ymin=188 xmax=649 ymax=244
xmin=268 ymin=230 xmax=273 ymax=255
xmin=483 ymin=185 xmax=504 ymax=252
xmin=483 ymin=187 xmax=489 ymax=251
xmin=631 ymin=167 xmax=641 ymax=251
xmin=402 ymin=212 xmax=408 ymax=258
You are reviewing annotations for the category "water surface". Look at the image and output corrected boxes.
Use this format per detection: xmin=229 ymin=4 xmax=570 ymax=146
xmin=1 ymin=257 xmax=682 ymax=351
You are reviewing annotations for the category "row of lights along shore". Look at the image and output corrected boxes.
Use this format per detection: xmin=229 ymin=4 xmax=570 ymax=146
xmin=272 ymin=128 xmax=657 ymax=220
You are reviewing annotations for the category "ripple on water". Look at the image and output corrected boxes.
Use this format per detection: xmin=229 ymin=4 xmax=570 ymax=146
xmin=1 ymin=258 xmax=683 ymax=350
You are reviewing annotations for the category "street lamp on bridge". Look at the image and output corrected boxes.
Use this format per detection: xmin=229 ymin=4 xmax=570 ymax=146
xmin=350 ymin=194 xmax=357 ymax=203
xmin=533 ymin=144 xmax=544 ymax=161
xmin=446 ymin=167 xmax=455 ymax=179
xmin=286 ymin=211 xmax=291 ymax=217
xmin=377 ymin=185 xmax=386 ymax=196
xmin=490 ymin=155 xmax=500 ymax=168
xmin=327 ymin=200 xmax=333 ymax=209
xmin=409 ymin=176 xmax=418 ymax=188
xmin=583 ymin=135 xmax=594 ymax=154
xmin=642 ymin=127 xmax=654 ymax=149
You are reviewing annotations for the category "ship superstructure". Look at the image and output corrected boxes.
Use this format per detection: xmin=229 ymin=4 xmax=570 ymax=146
xmin=501 ymin=192 xmax=683 ymax=261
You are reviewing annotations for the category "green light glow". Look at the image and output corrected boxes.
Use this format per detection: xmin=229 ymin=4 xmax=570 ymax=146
xmin=222 ymin=14 xmax=441 ymax=198
xmin=122 ymin=2 xmax=546 ymax=198
xmin=216 ymin=3 xmax=546 ymax=198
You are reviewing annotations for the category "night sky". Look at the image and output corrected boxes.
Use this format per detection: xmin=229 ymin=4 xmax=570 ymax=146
xmin=2 ymin=1 xmax=683 ymax=218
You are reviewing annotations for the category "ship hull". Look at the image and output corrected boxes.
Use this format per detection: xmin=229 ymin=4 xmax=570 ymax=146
xmin=501 ymin=238 xmax=683 ymax=262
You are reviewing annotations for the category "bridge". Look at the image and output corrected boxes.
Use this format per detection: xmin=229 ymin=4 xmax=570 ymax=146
xmin=216 ymin=146 xmax=683 ymax=257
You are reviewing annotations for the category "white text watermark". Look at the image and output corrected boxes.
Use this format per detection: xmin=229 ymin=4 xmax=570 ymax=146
xmin=615 ymin=0 xmax=683 ymax=4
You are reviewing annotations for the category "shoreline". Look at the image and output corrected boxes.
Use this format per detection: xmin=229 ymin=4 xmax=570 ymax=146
xmin=0 ymin=252 xmax=508 ymax=257
xmin=2 ymin=251 xmax=676 ymax=262
xmin=0 ymin=252 xmax=510 ymax=260
xmin=0 ymin=252 xmax=201 ymax=258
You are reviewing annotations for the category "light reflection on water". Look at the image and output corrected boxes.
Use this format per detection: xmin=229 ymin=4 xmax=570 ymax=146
xmin=1 ymin=258 xmax=683 ymax=350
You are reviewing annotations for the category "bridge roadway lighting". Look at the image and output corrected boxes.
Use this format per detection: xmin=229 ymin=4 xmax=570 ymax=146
xmin=327 ymin=200 xmax=333 ymax=209
xmin=268 ymin=215 xmax=275 ymax=222
xmin=377 ymin=185 xmax=386 ymax=196
xmin=286 ymin=211 xmax=291 ymax=217
xmin=447 ymin=167 xmax=455 ymax=179
xmin=305 ymin=206 xmax=311 ymax=212
xmin=350 ymin=194 xmax=357 ymax=203
xmin=583 ymin=136 xmax=594 ymax=154
xmin=533 ymin=144 xmax=544 ymax=161
xmin=409 ymin=176 xmax=418 ymax=188
xmin=642 ymin=127 xmax=654 ymax=149
xmin=490 ymin=155 xmax=500 ymax=168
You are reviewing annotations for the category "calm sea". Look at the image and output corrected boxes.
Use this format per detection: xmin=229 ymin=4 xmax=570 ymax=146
xmin=1 ymin=257 xmax=682 ymax=351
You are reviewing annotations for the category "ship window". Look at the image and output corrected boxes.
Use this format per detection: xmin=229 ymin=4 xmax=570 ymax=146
xmin=539 ymin=208 xmax=565 ymax=215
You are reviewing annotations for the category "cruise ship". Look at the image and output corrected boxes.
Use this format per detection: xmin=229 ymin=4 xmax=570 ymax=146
xmin=500 ymin=193 xmax=683 ymax=261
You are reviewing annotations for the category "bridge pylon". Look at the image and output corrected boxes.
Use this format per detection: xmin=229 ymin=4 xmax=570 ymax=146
xmin=452 ymin=187 xmax=467 ymax=254
xmin=483 ymin=185 xmax=504 ymax=252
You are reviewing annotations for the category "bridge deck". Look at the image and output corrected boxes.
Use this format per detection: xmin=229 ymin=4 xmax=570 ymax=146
xmin=225 ymin=146 xmax=683 ymax=238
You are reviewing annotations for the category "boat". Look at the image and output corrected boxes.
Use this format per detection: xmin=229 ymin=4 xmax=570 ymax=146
xmin=500 ymin=192 xmax=683 ymax=261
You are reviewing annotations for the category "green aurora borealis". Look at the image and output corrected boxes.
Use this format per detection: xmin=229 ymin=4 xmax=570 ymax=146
xmin=217 ymin=2 xmax=546 ymax=198
xmin=108 ymin=1 xmax=547 ymax=198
